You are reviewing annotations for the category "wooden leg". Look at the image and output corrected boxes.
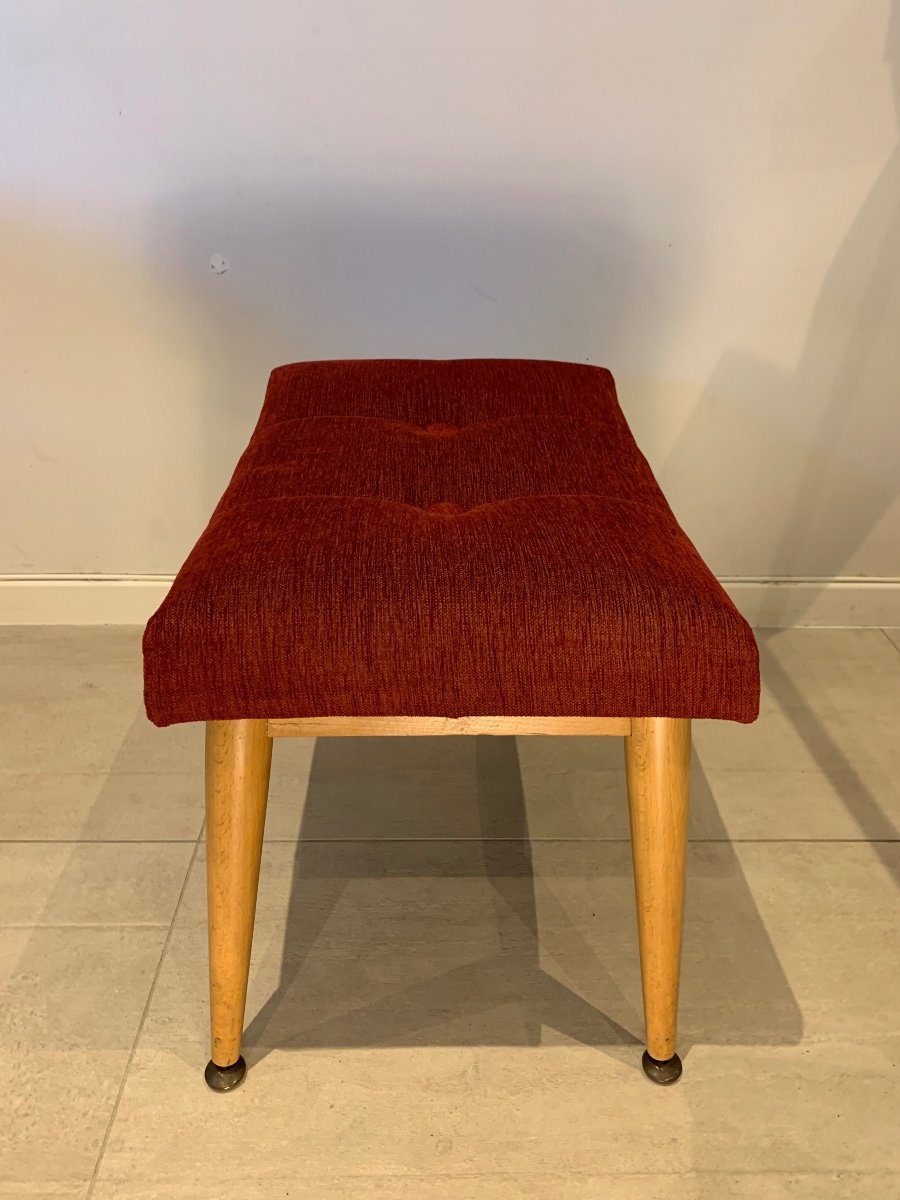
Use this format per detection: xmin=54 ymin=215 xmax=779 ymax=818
xmin=624 ymin=717 xmax=690 ymax=1085
xmin=204 ymin=719 xmax=272 ymax=1092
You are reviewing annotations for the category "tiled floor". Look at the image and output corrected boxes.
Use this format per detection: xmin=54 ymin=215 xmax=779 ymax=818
xmin=1 ymin=626 xmax=899 ymax=1199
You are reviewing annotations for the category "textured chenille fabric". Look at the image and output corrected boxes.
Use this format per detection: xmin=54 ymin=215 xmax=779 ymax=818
xmin=143 ymin=359 xmax=760 ymax=726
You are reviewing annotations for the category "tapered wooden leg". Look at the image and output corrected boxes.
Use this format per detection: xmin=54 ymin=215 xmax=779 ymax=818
xmin=204 ymin=719 xmax=272 ymax=1092
xmin=624 ymin=717 xmax=690 ymax=1085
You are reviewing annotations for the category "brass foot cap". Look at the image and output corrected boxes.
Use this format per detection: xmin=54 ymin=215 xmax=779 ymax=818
xmin=642 ymin=1050 xmax=682 ymax=1085
xmin=204 ymin=1055 xmax=246 ymax=1092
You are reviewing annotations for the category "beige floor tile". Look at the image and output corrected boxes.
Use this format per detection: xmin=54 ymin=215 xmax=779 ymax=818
xmin=96 ymin=1039 xmax=900 ymax=1187
xmin=143 ymin=839 xmax=895 ymax=1071
xmin=263 ymin=736 xmax=626 ymax=843
xmin=139 ymin=921 xmax=643 ymax=1062
xmin=695 ymin=631 xmax=900 ymax=778
xmin=518 ymin=736 xmax=627 ymax=840
xmin=95 ymin=1044 xmax=680 ymax=1184
xmin=525 ymin=751 xmax=900 ymax=842
xmin=257 ymin=733 xmax=900 ymax=847
xmin=177 ymin=839 xmax=556 ymax=933
xmin=538 ymin=840 xmax=899 ymax=1047
xmin=683 ymin=1041 xmax=900 ymax=1173
xmin=0 ymin=770 xmax=203 ymax=841
xmin=265 ymin=738 xmax=484 ymax=841
xmin=693 ymin=694 xmax=898 ymax=776
xmin=142 ymin=838 xmax=642 ymax=1060
xmin=0 ymin=628 xmax=203 ymax=838
xmin=3 ymin=1051 xmax=126 ymax=1187
xmin=0 ymin=843 xmax=193 ymax=925
xmin=261 ymin=737 xmax=816 ymax=846
xmin=0 ymin=629 xmax=197 ymax=776
xmin=194 ymin=734 xmax=621 ymax=844
xmin=0 ymin=701 xmax=198 ymax=777
xmin=696 ymin=766 xmax=900 ymax=840
xmin=697 ymin=635 xmax=900 ymax=834
xmin=0 ymin=926 xmax=166 ymax=1184
xmin=0 ymin=926 xmax=165 ymax=1053
xmin=0 ymin=625 xmax=142 ymax=679
xmin=760 ymin=628 xmax=900 ymax=663
xmin=719 ymin=843 xmax=900 ymax=1043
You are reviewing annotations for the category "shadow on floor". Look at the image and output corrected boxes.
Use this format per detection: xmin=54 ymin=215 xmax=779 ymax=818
xmin=243 ymin=734 xmax=802 ymax=1064
xmin=758 ymin=635 xmax=900 ymax=888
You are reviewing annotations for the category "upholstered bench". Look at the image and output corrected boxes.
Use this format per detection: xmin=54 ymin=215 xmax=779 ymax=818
xmin=143 ymin=358 xmax=759 ymax=1091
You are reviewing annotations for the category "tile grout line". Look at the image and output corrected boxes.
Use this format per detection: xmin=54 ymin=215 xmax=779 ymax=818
xmin=217 ymin=836 xmax=900 ymax=844
xmin=4 ymin=836 xmax=899 ymax=846
xmin=0 ymin=838 xmax=199 ymax=844
xmin=879 ymin=626 xmax=900 ymax=655
xmin=1 ymin=922 xmax=183 ymax=930
xmin=85 ymin=835 xmax=201 ymax=1200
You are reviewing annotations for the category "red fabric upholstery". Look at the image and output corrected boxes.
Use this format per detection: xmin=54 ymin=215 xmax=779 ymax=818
xmin=143 ymin=359 xmax=759 ymax=726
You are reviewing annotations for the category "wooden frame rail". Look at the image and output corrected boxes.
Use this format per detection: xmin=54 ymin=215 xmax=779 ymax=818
xmin=267 ymin=715 xmax=632 ymax=738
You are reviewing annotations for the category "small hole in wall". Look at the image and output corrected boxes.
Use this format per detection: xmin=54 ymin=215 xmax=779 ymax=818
xmin=209 ymin=253 xmax=230 ymax=275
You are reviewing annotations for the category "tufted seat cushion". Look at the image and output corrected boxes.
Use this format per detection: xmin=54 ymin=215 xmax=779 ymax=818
xmin=143 ymin=359 xmax=759 ymax=726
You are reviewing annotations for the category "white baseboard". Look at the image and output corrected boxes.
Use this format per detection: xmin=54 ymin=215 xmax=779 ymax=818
xmin=0 ymin=574 xmax=897 ymax=628
xmin=0 ymin=575 xmax=172 ymax=625
xmin=720 ymin=578 xmax=899 ymax=628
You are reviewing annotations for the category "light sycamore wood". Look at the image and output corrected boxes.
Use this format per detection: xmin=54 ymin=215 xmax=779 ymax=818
xmin=267 ymin=715 xmax=631 ymax=738
xmin=624 ymin=717 xmax=690 ymax=1062
xmin=205 ymin=719 xmax=272 ymax=1068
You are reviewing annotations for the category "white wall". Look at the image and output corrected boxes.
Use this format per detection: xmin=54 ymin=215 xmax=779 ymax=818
xmin=2 ymin=1 xmax=898 ymax=618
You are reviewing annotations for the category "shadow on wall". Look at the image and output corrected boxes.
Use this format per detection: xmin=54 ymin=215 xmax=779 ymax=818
xmin=662 ymin=1 xmax=900 ymax=882
xmin=149 ymin=181 xmax=689 ymax=503
xmin=662 ymin=0 xmax=900 ymax=586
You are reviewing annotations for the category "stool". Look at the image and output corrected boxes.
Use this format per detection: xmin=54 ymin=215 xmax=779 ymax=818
xmin=143 ymin=358 xmax=759 ymax=1091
